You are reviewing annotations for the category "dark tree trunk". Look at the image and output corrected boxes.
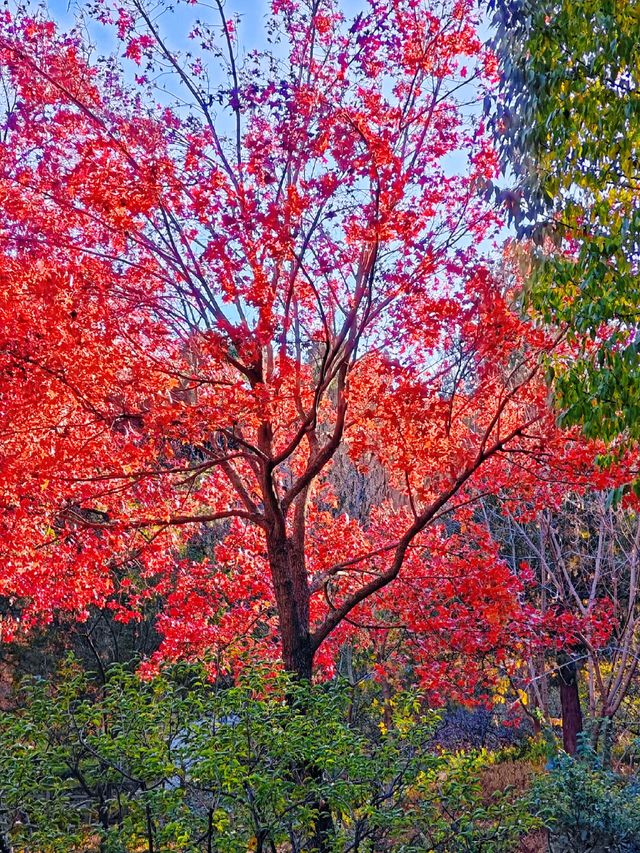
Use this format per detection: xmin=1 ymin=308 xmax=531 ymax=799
xmin=267 ymin=533 xmax=333 ymax=852
xmin=268 ymin=535 xmax=314 ymax=681
xmin=0 ymin=799 xmax=11 ymax=853
xmin=558 ymin=653 xmax=583 ymax=755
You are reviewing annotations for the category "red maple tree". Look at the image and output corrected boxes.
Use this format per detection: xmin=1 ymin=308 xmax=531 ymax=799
xmin=0 ymin=0 xmax=560 ymax=681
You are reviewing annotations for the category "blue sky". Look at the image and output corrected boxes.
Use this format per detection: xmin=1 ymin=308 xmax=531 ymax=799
xmin=45 ymin=0 xmax=419 ymax=62
xmin=47 ymin=0 xmax=272 ymax=57
xmin=42 ymin=0 xmax=501 ymax=246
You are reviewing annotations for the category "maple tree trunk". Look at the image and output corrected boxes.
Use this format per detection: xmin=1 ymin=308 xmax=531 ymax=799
xmin=268 ymin=535 xmax=314 ymax=681
xmin=267 ymin=534 xmax=333 ymax=852
xmin=558 ymin=653 xmax=583 ymax=756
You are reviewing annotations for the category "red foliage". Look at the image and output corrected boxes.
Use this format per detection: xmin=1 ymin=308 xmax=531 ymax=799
xmin=0 ymin=0 xmax=611 ymax=688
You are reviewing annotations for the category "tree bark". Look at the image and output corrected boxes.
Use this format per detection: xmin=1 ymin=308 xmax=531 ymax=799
xmin=558 ymin=653 xmax=583 ymax=756
xmin=267 ymin=534 xmax=314 ymax=680
xmin=267 ymin=534 xmax=333 ymax=852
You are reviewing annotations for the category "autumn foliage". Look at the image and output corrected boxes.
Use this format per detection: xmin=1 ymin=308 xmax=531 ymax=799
xmin=0 ymin=0 xmax=615 ymax=692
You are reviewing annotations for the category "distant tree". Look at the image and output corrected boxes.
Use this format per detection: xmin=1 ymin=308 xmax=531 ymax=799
xmin=481 ymin=478 xmax=640 ymax=755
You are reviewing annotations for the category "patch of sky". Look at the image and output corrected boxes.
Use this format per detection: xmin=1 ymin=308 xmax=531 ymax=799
xmin=40 ymin=0 xmax=507 ymax=346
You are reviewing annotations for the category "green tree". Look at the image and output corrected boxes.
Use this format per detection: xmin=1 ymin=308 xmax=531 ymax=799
xmin=489 ymin=0 xmax=640 ymax=441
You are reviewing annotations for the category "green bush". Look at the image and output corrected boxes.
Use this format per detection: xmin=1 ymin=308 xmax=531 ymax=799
xmin=530 ymin=753 xmax=640 ymax=853
xmin=0 ymin=657 xmax=538 ymax=852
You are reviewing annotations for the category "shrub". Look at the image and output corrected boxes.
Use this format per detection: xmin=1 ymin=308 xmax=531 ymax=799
xmin=0 ymin=658 xmax=539 ymax=852
xmin=530 ymin=753 xmax=640 ymax=853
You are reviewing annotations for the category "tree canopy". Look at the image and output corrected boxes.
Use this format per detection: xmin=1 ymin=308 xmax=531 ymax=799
xmin=0 ymin=0 xmax=567 ymax=683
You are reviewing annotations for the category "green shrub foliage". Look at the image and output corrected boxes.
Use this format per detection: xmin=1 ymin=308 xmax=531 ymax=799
xmin=0 ymin=658 xmax=538 ymax=852
xmin=530 ymin=753 xmax=640 ymax=853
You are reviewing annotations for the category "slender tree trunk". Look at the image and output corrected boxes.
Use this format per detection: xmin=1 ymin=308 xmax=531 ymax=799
xmin=531 ymin=712 xmax=542 ymax=738
xmin=600 ymin=716 xmax=613 ymax=769
xmin=558 ymin=653 xmax=583 ymax=755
